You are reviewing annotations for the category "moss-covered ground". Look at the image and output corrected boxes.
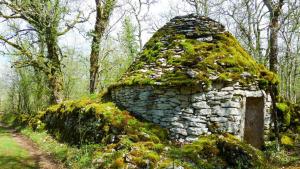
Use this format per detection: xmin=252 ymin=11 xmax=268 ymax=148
xmin=2 ymin=99 xmax=271 ymax=169
xmin=1 ymin=98 xmax=300 ymax=169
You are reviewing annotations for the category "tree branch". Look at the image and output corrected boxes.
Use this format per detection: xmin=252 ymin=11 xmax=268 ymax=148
xmin=0 ymin=35 xmax=33 ymax=59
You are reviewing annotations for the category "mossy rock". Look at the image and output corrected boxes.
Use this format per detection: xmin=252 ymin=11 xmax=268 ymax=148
xmin=114 ymin=14 xmax=277 ymax=89
xmin=166 ymin=134 xmax=265 ymax=169
xmin=281 ymin=135 xmax=294 ymax=147
xmin=276 ymin=101 xmax=300 ymax=131
xmin=277 ymin=102 xmax=291 ymax=127
xmin=40 ymin=99 xmax=168 ymax=145
xmin=217 ymin=134 xmax=265 ymax=169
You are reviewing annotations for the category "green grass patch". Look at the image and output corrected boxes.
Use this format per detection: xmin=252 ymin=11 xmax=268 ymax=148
xmin=20 ymin=128 xmax=96 ymax=169
xmin=0 ymin=126 xmax=36 ymax=169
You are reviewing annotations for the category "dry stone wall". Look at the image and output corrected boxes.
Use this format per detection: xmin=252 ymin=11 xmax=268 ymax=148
xmin=111 ymin=83 xmax=271 ymax=142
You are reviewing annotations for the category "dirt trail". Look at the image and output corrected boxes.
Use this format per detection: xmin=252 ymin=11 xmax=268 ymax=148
xmin=0 ymin=123 xmax=65 ymax=169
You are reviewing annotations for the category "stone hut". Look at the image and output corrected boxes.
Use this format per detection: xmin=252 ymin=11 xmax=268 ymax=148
xmin=109 ymin=14 xmax=277 ymax=148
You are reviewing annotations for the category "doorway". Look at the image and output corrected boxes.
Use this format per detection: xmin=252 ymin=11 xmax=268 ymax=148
xmin=244 ymin=97 xmax=264 ymax=149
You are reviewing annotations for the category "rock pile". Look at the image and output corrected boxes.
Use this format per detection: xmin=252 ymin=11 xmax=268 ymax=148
xmin=164 ymin=14 xmax=225 ymax=39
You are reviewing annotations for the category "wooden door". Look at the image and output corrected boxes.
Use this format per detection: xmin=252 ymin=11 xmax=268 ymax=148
xmin=244 ymin=97 xmax=264 ymax=149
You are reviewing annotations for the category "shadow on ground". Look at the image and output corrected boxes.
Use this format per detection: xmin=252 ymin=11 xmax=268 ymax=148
xmin=0 ymin=125 xmax=37 ymax=169
xmin=0 ymin=155 xmax=37 ymax=169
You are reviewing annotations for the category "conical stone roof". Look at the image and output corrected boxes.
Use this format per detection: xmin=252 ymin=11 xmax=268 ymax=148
xmin=119 ymin=14 xmax=277 ymax=88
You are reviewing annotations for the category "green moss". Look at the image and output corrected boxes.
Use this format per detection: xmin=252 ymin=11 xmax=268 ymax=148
xmin=218 ymin=134 xmax=265 ymax=168
xmin=22 ymin=100 xmax=269 ymax=169
xmin=40 ymin=98 xmax=169 ymax=145
xmin=277 ymin=103 xmax=289 ymax=113
xmin=115 ymin=25 xmax=277 ymax=88
xmin=166 ymin=134 xmax=266 ymax=169
xmin=277 ymin=102 xmax=291 ymax=127
xmin=112 ymin=157 xmax=125 ymax=169
xmin=144 ymin=152 xmax=160 ymax=162
xmin=180 ymin=40 xmax=196 ymax=55
xmin=296 ymin=126 xmax=300 ymax=133
xmin=281 ymin=135 xmax=294 ymax=147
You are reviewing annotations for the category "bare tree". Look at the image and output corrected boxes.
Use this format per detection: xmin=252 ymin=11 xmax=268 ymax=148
xmin=278 ymin=0 xmax=300 ymax=102
xmin=219 ymin=0 xmax=269 ymax=64
xmin=125 ymin=0 xmax=157 ymax=51
xmin=184 ymin=0 xmax=209 ymax=16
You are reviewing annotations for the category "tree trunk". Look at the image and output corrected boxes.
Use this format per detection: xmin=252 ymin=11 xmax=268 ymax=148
xmin=90 ymin=33 xmax=101 ymax=94
xmin=89 ymin=0 xmax=115 ymax=94
xmin=48 ymin=70 xmax=64 ymax=104
xmin=89 ymin=0 xmax=102 ymax=94
xmin=263 ymin=0 xmax=284 ymax=151
xmin=46 ymin=27 xmax=64 ymax=104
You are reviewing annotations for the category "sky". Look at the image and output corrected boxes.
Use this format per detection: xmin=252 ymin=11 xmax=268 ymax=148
xmin=0 ymin=57 xmax=10 ymax=79
xmin=0 ymin=57 xmax=11 ymax=101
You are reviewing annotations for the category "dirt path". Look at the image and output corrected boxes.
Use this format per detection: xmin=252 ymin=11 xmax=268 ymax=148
xmin=0 ymin=123 xmax=64 ymax=169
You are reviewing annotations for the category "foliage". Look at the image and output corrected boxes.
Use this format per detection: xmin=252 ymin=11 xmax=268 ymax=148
xmin=121 ymin=16 xmax=139 ymax=62
xmin=98 ymin=39 xmax=134 ymax=90
xmin=276 ymin=101 xmax=300 ymax=132
xmin=1 ymin=67 xmax=50 ymax=126
xmin=0 ymin=0 xmax=84 ymax=104
xmin=62 ymin=49 xmax=89 ymax=100
xmin=265 ymin=140 xmax=300 ymax=167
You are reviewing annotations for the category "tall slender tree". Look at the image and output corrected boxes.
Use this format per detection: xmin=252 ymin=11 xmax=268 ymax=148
xmin=89 ymin=0 xmax=116 ymax=94
xmin=263 ymin=0 xmax=284 ymax=151
xmin=126 ymin=0 xmax=157 ymax=51
xmin=121 ymin=16 xmax=138 ymax=62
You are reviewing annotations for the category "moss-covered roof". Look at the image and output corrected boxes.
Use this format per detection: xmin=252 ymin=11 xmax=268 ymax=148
xmin=119 ymin=14 xmax=277 ymax=88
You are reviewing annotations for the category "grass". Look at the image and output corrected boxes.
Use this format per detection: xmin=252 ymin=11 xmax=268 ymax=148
xmin=264 ymin=140 xmax=300 ymax=168
xmin=0 ymin=126 xmax=36 ymax=169
xmin=1 ymin=113 xmax=96 ymax=169
xmin=20 ymin=128 xmax=96 ymax=169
